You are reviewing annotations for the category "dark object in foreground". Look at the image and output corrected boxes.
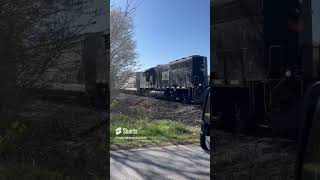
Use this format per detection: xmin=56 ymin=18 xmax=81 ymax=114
xmin=200 ymin=88 xmax=210 ymax=152
xmin=296 ymin=81 xmax=320 ymax=180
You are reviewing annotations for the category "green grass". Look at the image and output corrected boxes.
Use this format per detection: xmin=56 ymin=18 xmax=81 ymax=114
xmin=303 ymin=162 xmax=320 ymax=179
xmin=110 ymin=113 xmax=200 ymax=150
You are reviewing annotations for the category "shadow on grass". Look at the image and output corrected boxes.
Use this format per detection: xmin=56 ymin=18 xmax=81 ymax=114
xmin=110 ymin=145 xmax=210 ymax=180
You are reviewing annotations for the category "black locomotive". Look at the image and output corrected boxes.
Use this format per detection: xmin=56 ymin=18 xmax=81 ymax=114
xmin=135 ymin=55 xmax=208 ymax=103
xmin=212 ymin=0 xmax=320 ymax=135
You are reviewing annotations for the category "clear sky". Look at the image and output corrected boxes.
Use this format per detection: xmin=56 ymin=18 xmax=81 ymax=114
xmin=113 ymin=0 xmax=210 ymax=72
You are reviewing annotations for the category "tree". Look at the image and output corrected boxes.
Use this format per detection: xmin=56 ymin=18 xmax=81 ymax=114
xmin=0 ymin=0 xmax=105 ymax=125
xmin=110 ymin=0 xmax=140 ymax=99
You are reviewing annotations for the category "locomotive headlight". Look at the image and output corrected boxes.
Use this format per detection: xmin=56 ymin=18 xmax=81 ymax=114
xmin=285 ymin=69 xmax=292 ymax=77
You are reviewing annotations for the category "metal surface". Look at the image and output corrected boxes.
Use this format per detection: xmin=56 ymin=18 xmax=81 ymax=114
xmin=213 ymin=9 xmax=264 ymax=83
xmin=136 ymin=55 xmax=208 ymax=90
xmin=82 ymin=32 xmax=108 ymax=91
xmin=212 ymin=0 xmax=314 ymax=84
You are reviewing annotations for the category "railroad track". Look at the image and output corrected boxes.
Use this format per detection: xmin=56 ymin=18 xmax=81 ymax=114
xmin=32 ymin=83 xmax=108 ymax=110
xmin=119 ymin=89 xmax=202 ymax=105
xmin=212 ymin=117 xmax=299 ymax=141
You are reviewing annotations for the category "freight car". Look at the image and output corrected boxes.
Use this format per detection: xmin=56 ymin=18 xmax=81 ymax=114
xmin=43 ymin=32 xmax=109 ymax=109
xmin=212 ymin=0 xmax=320 ymax=135
xmin=133 ymin=55 xmax=208 ymax=103
xmin=82 ymin=32 xmax=109 ymax=109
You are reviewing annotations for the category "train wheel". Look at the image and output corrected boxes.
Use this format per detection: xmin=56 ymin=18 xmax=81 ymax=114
xmin=217 ymin=102 xmax=236 ymax=132
xmin=183 ymin=95 xmax=188 ymax=104
xmin=235 ymin=103 xmax=250 ymax=133
xmin=180 ymin=94 xmax=187 ymax=104
xmin=164 ymin=89 xmax=170 ymax=100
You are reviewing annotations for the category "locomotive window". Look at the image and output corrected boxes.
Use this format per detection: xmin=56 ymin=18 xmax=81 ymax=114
xmin=268 ymin=45 xmax=282 ymax=77
xmin=315 ymin=46 xmax=320 ymax=75
xmin=102 ymin=34 xmax=110 ymax=49
xmin=312 ymin=0 xmax=320 ymax=47
xmin=194 ymin=76 xmax=199 ymax=85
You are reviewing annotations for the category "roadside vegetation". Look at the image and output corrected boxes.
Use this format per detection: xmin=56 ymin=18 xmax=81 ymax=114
xmin=110 ymin=94 xmax=202 ymax=150
xmin=213 ymin=130 xmax=296 ymax=180
xmin=0 ymin=102 xmax=107 ymax=180
xmin=111 ymin=114 xmax=199 ymax=150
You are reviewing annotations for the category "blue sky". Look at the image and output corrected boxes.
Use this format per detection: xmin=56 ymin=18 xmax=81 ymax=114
xmin=113 ymin=0 xmax=210 ymax=72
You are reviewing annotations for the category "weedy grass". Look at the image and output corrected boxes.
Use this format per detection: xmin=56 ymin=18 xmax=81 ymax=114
xmin=0 ymin=161 xmax=107 ymax=180
xmin=213 ymin=132 xmax=295 ymax=180
xmin=0 ymin=164 xmax=69 ymax=180
xmin=110 ymin=113 xmax=200 ymax=150
xmin=0 ymin=120 xmax=107 ymax=180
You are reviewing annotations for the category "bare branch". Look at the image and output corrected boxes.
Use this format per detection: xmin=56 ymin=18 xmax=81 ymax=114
xmin=110 ymin=2 xmax=140 ymax=98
